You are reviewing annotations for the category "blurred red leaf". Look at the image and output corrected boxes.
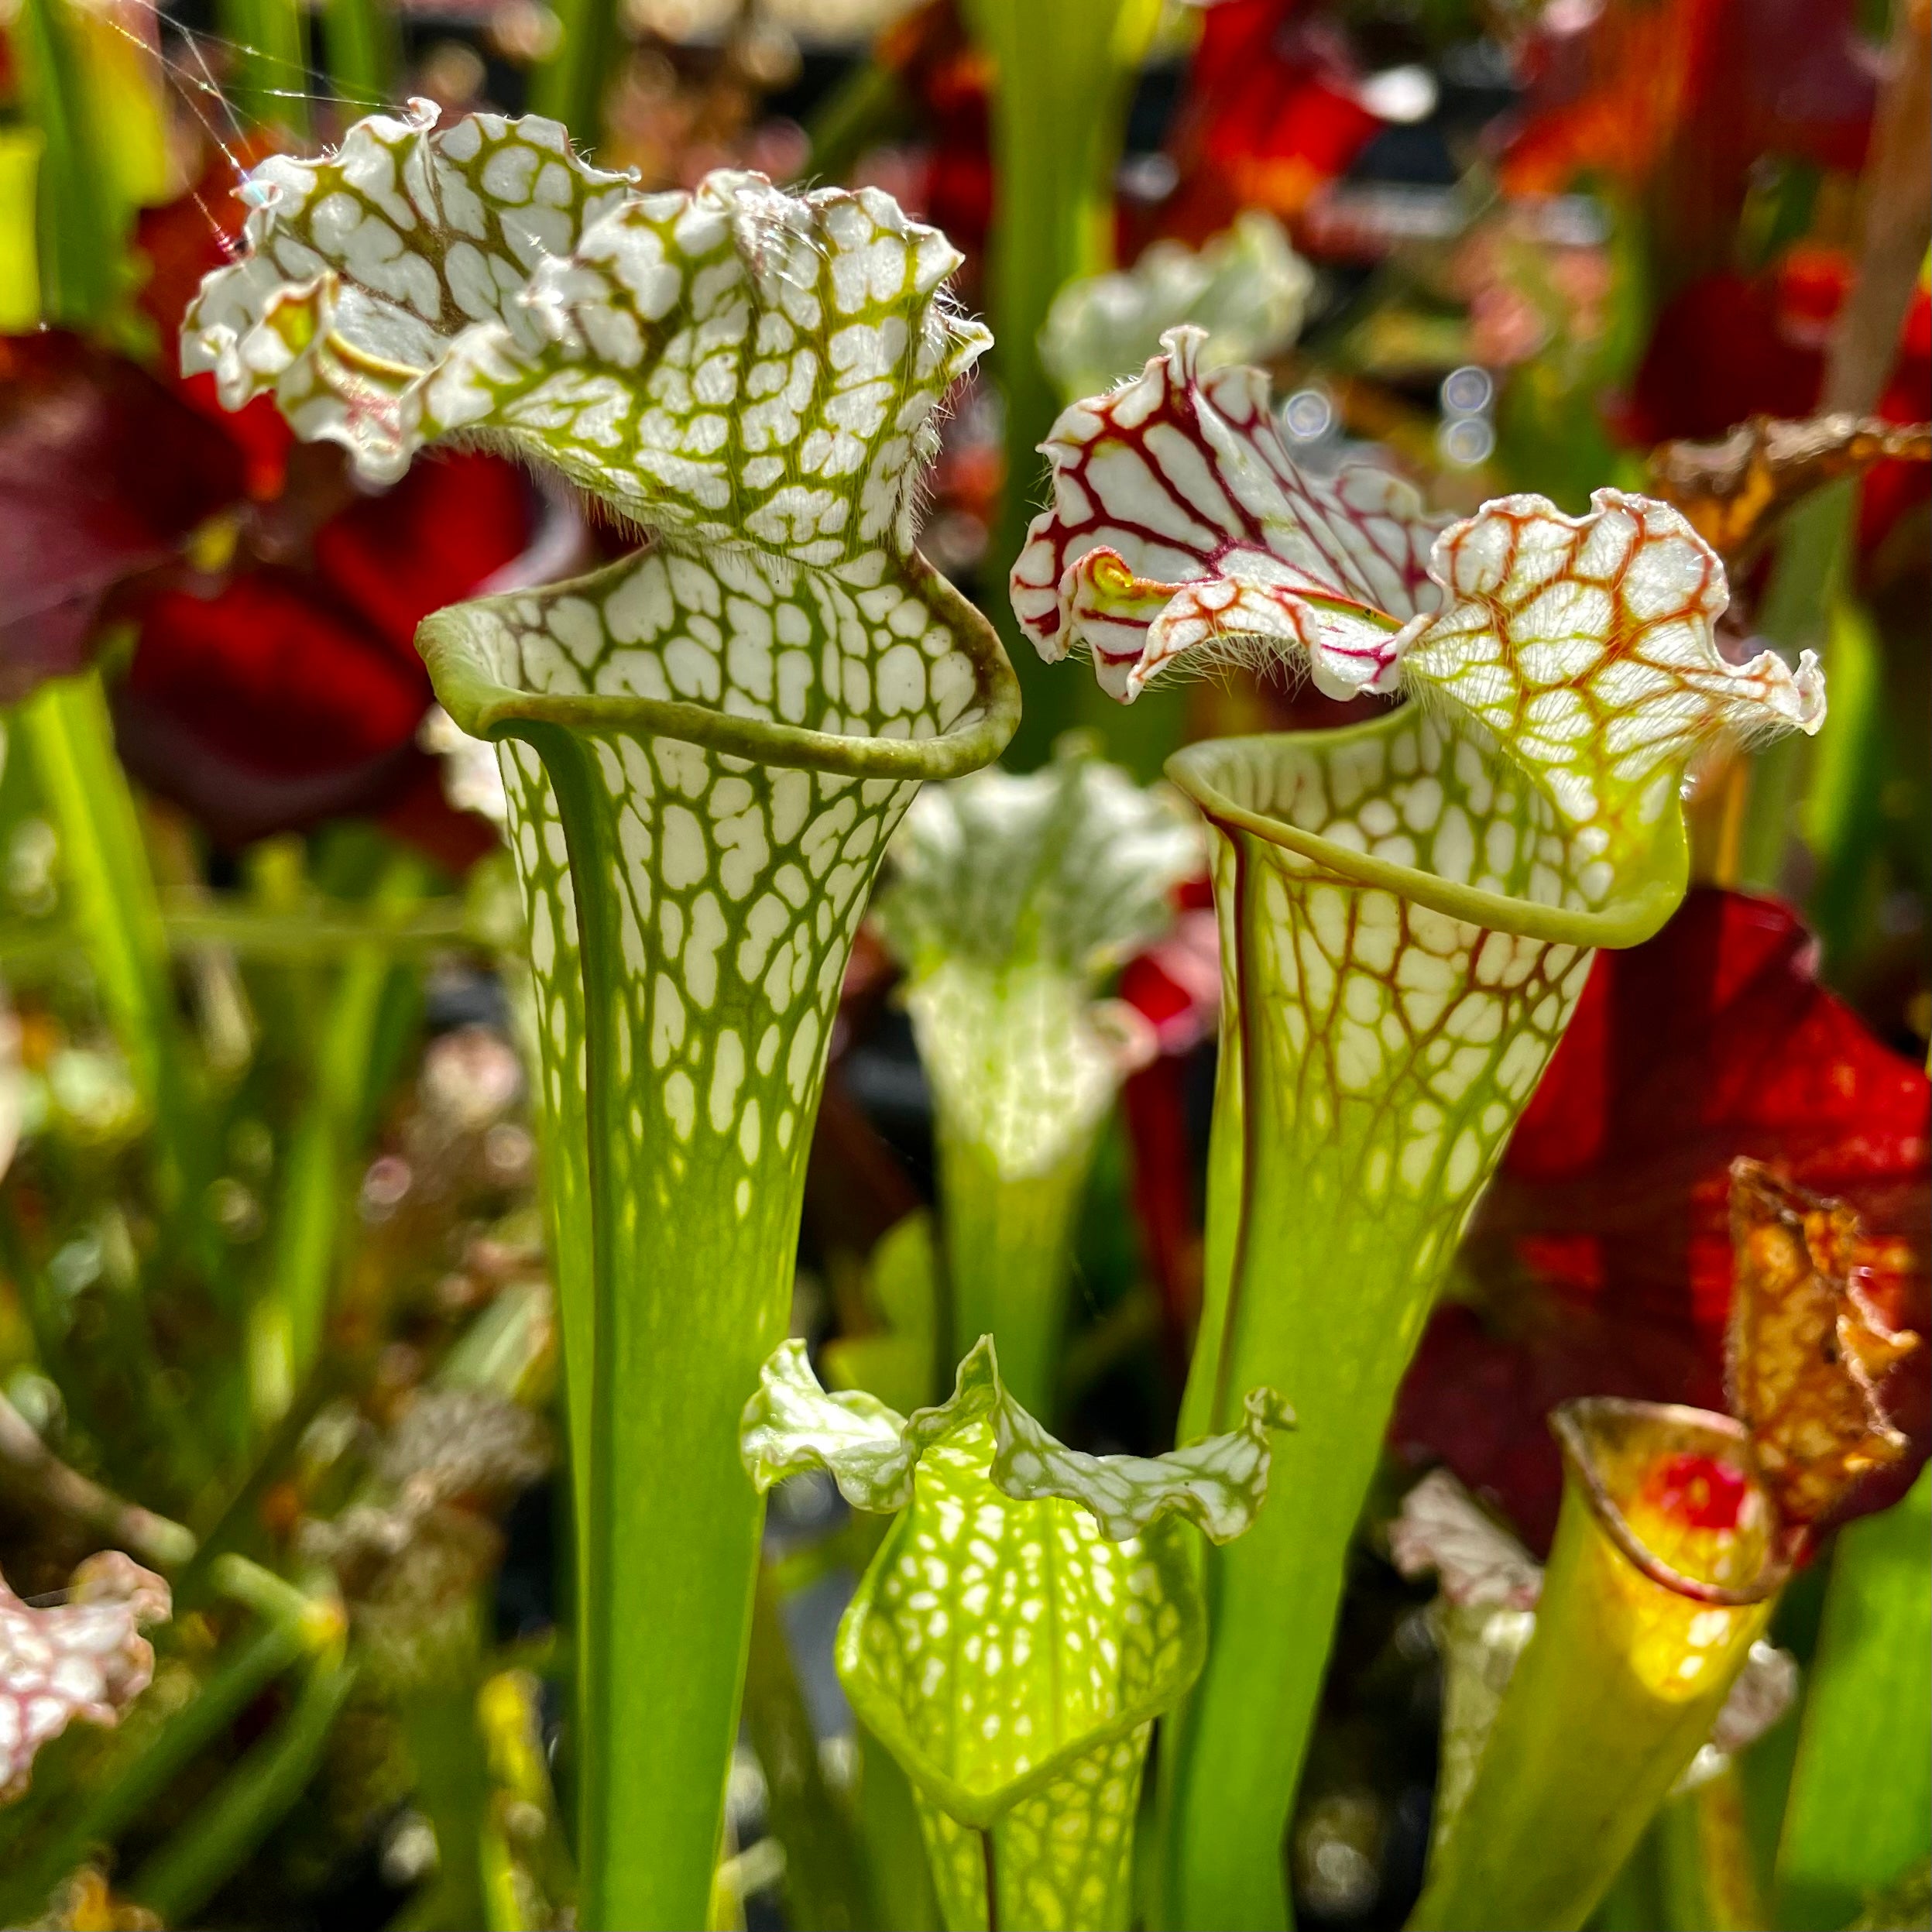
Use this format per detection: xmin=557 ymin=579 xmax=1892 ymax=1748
xmin=1625 ymin=266 xmax=1930 ymax=559
xmin=1625 ymin=270 xmax=1834 ymax=447
xmin=133 ymin=139 xmax=294 ymax=501
xmin=316 ymin=450 xmax=537 ymax=659
xmin=1155 ymin=0 xmax=1382 ymax=248
xmin=0 ymin=331 xmax=245 ymax=704
xmin=115 ymin=451 xmax=547 ymax=846
xmin=1392 ymin=887 xmax=1930 ymax=1551
xmin=1501 ymin=0 xmax=1878 ymax=211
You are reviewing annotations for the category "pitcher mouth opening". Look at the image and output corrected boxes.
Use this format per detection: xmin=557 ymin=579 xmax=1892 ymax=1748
xmin=1166 ymin=706 xmax=1689 ymax=952
xmin=1553 ymin=1398 xmax=1790 ymax=1608
xmin=417 ymin=551 xmax=1022 ymax=784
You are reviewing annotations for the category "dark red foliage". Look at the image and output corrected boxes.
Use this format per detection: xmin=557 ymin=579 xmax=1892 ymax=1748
xmin=1501 ymin=0 xmax=1877 ymax=225
xmin=1624 ymin=271 xmax=1836 ymax=447
xmin=2 ymin=160 xmax=554 ymax=853
xmin=1392 ymin=888 xmax=1930 ymax=1552
xmin=133 ymin=144 xmax=295 ymax=502
xmin=1498 ymin=0 xmax=1932 ymax=549
xmin=0 ymin=332 xmax=245 ymax=704
xmin=317 ymin=452 xmax=535 ymax=661
xmin=22 ymin=156 xmax=555 ymax=849
xmin=115 ymin=451 xmax=539 ymax=847
xmin=1155 ymin=0 xmax=1382 ymax=248
xmin=132 ymin=568 xmax=427 ymax=775
xmin=1624 ymin=264 xmax=1930 ymax=559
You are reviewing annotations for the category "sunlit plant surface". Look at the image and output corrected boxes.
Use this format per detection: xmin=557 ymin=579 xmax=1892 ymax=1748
xmin=0 ymin=5 xmax=1927 ymax=1932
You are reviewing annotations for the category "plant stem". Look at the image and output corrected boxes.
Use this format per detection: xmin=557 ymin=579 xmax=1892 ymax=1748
xmin=478 ymin=1668 xmax=575 ymax=1931
xmin=410 ymin=486 xmax=1015 ymax=1926
xmin=391 ymin=1599 xmax=492 ymax=1932
xmin=128 ymin=1646 xmax=355 ymax=1924
xmin=20 ymin=673 xmax=188 ymax=1137
xmin=527 ymin=0 xmax=618 ymax=148
xmin=0 ymin=129 xmax=44 ymax=328
xmin=218 ymin=0 xmax=311 ymax=138
xmin=12 ymin=0 xmax=120 ymax=326
xmin=805 ymin=55 xmax=910 ymax=185
xmin=1798 ymin=600 xmax=1885 ymax=969
xmin=1655 ymin=1764 xmax=1767 ymax=1932
xmin=460 ymin=712 xmax=1002 ymax=1924
xmin=1735 ymin=486 xmax=1851 ymax=894
xmin=1166 ymin=870 xmax=1570 ymax=1926
xmin=251 ymin=849 xmax=428 ymax=1425
xmin=531 ymin=726 xmax=828 ymax=1929
xmin=322 ymin=0 xmax=396 ymax=113
xmin=1591 ymin=1827 xmax=1666 ymax=1932
xmin=0 ymin=1391 xmax=196 ymax=1568
xmin=960 ymin=0 xmax=1162 ymax=767
xmin=938 ymin=1122 xmax=1093 ymax=1422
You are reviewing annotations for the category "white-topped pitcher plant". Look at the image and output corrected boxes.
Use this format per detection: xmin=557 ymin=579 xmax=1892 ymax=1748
xmin=873 ymin=743 xmax=1199 ymax=1416
xmin=742 ymin=1333 xmax=1293 ymax=1930
xmin=1011 ymin=324 xmax=1826 ymax=1928
xmin=182 ymin=104 xmax=1019 ymax=1927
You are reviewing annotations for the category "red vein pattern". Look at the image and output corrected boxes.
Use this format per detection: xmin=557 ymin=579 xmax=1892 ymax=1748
xmin=1012 ymin=330 xmax=1826 ymax=853
xmin=1011 ymin=325 xmax=1444 ymax=702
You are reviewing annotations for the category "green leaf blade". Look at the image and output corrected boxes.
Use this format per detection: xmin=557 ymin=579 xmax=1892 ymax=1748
xmin=1775 ymin=1466 xmax=1932 ymax=1929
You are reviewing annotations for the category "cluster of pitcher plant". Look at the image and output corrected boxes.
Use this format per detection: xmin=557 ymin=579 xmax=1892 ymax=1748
xmin=2 ymin=0 xmax=1929 ymax=1925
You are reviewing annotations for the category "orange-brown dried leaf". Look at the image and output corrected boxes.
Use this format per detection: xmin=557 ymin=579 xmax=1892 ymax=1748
xmin=1648 ymin=413 xmax=1932 ymax=564
xmin=1726 ymin=1158 xmax=1921 ymax=1544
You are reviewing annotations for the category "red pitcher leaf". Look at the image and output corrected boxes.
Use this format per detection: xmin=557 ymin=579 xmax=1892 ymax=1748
xmin=1624 ymin=270 xmax=1837 ymax=451
xmin=101 ymin=137 xmax=584 ymax=843
xmin=0 ymin=332 xmax=246 ymax=703
xmin=1647 ymin=414 xmax=1932 ymax=566
xmin=1153 ymin=0 xmax=1383 ymax=249
xmin=125 ymin=568 xmax=433 ymax=774
xmin=1501 ymin=0 xmax=1876 ymax=209
xmin=314 ymin=450 xmax=542 ymax=660
xmin=1726 ymin=1160 xmax=1920 ymax=1552
xmin=1394 ymin=887 xmax=1930 ymax=1549
xmin=1627 ymin=269 xmax=1932 ymax=574
xmin=115 ymin=452 xmax=570 ymax=846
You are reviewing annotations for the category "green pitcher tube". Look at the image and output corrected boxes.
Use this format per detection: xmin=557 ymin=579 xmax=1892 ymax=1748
xmin=1411 ymin=1399 xmax=1784 ymax=1932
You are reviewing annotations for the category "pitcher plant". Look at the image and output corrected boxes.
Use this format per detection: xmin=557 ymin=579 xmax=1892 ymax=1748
xmin=181 ymin=102 xmax=1019 ymax=1926
xmin=1011 ymin=324 xmax=1826 ymax=1927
